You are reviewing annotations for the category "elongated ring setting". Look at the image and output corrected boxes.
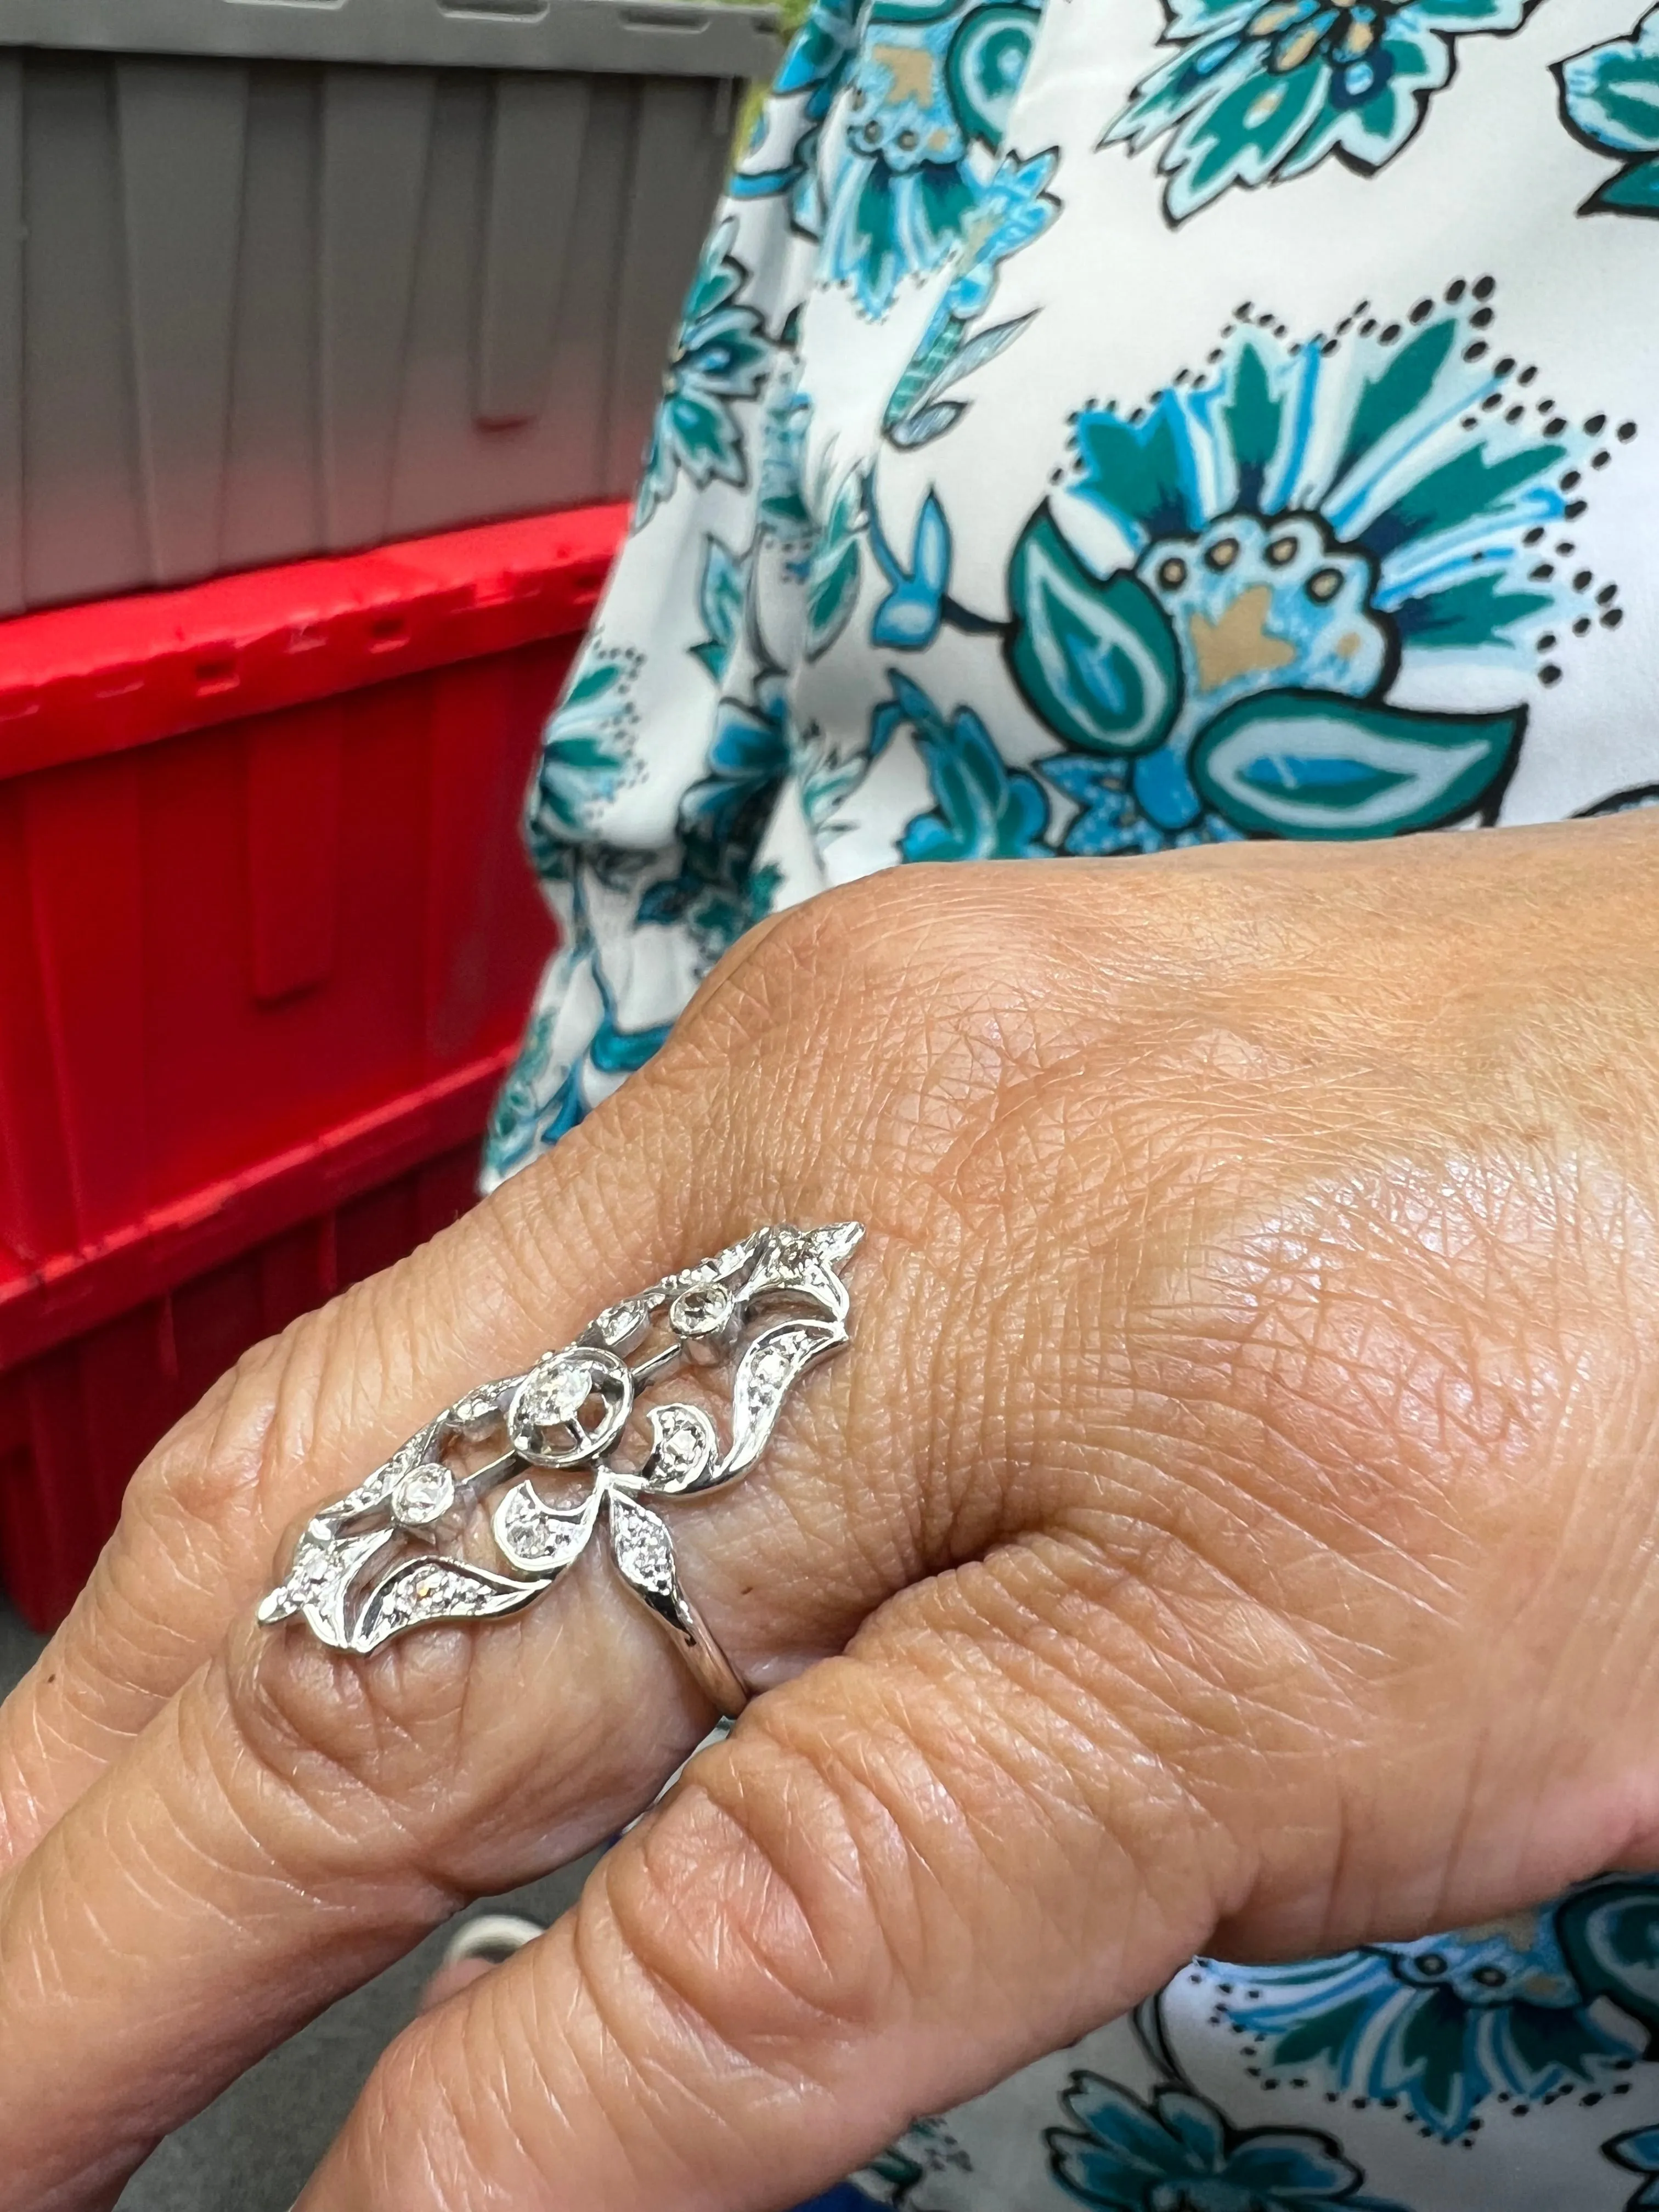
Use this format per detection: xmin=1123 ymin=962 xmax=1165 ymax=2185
xmin=257 ymin=1222 xmax=864 ymax=1714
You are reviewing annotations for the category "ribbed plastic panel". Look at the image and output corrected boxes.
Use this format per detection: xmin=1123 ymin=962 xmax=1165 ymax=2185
xmin=0 ymin=15 xmax=769 ymax=611
xmin=0 ymin=0 xmax=780 ymax=77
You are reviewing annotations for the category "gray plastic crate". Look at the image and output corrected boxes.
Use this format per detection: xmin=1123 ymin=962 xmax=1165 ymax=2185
xmin=0 ymin=0 xmax=777 ymax=614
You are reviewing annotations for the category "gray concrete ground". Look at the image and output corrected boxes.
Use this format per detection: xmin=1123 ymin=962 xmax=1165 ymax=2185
xmin=0 ymin=1596 xmax=593 ymax=2209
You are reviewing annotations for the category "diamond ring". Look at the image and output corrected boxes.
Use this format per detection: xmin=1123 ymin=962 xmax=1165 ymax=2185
xmin=257 ymin=1223 xmax=865 ymax=1715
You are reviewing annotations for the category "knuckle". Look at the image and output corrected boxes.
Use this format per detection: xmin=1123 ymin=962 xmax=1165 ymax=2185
xmin=595 ymin=1713 xmax=899 ymax=2067
xmin=101 ymin=1335 xmax=353 ymax=1669
xmin=684 ymin=869 xmax=996 ymax=1059
xmin=684 ymin=870 xmax=1074 ymax=1204
xmin=122 ymin=1333 xmax=290 ymax=1547
xmin=217 ymin=1610 xmax=473 ymax=1851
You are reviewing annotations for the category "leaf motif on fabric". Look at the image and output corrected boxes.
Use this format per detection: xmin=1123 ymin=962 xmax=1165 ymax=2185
xmin=1191 ymin=691 xmax=1520 ymax=836
xmin=1007 ymin=510 xmax=1182 ymax=755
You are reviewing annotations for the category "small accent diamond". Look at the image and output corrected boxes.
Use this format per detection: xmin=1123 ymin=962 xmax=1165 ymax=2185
xmin=448 ymin=1381 xmax=509 ymax=1430
xmin=612 ymin=1499 xmax=676 ymax=1593
xmin=753 ymin=1340 xmax=795 ymax=1385
xmin=591 ymin=1299 xmax=651 ymax=1348
xmin=657 ymin=1419 xmax=701 ymax=1471
xmin=288 ymin=1551 xmax=336 ymax=1604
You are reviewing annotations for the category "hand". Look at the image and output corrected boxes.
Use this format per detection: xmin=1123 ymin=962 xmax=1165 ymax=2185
xmin=1 ymin=819 xmax=1657 ymax=2211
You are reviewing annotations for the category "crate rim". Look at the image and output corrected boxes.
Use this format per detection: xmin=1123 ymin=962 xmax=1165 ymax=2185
xmin=0 ymin=0 xmax=779 ymax=79
xmin=0 ymin=1045 xmax=518 ymax=1371
xmin=0 ymin=502 xmax=627 ymax=781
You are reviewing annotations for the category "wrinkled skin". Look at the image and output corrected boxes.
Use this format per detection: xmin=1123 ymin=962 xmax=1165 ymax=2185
xmin=1 ymin=823 xmax=1658 ymax=2211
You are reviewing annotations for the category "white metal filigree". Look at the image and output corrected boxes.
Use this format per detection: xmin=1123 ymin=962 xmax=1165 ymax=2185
xmin=257 ymin=1223 xmax=864 ymax=1706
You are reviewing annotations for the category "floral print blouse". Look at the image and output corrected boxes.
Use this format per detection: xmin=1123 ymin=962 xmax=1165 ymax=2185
xmin=484 ymin=0 xmax=1659 ymax=2202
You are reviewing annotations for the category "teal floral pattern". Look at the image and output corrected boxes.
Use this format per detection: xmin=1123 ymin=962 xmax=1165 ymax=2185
xmin=1559 ymin=8 xmax=1659 ymax=218
xmin=996 ymin=289 xmax=1623 ymax=850
xmin=735 ymin=0 xmax=1040 ymax=319
xmin=733 ymin=0 xmax=864 ymax=234
xmin=1214 ymin=1880 xmax=1659 ymax=2141
xmin=1104 ymin=0 xmax=1538 ymax=223
xmin=635 ymin=672 xmax=793 ymax=966
xmin=874 ymin=670 xmax=1050 ymax=856
xmin=1047 ymin=2073 xmax=1408 ymax=2210
xmin=1606 ymin=2122 xmax=1659 ymax=2208
xmin=884 ymin=146 xmax=1061 ymax=448
xmin=523 ymin=651 xmax=639 ymax=883
xmin=822 ymin=0 xmax=1040 ymax=316
xmin=636 ymin=219 xmax=774 ymax=527
xmin=484 ymin=881 xmax=675 ymax=1176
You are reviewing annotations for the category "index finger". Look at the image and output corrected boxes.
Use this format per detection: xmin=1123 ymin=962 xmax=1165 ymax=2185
xmin=0 ymin=877 xmax=916 ymax=1873
xmin=0 ymin=1000 xmax=719 ymax=1872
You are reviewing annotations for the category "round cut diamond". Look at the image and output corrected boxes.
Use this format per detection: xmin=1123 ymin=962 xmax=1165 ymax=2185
xmin=753 ymin=1339 xmax=795 ymax=1385
xmin=525 ymin=1359 xmax=592 ymax=1428
xmin=670 ymin=1283 xmax=733 ymax=1339
xmin=391 ymin=1462 xmax=456 ymax=1527
xmin=657 ymin=1418 xmax=701 ymax=1470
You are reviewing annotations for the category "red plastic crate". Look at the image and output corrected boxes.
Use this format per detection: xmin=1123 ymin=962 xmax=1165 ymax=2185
xmin=0 ymin=1127 xmax=487 ymax=1631
xmin=0 ymin=503 xmax=624 ymax=1273
xmin=0 ymin=503 xmax=626 ymax=1627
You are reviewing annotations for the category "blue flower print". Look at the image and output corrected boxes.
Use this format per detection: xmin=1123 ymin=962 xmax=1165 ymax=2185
xmin=757 ymin=357 xmax=815 ymax=543
xmin=820 ymin=0 xmax=1040 ymax=318
xmin=733 ymin=0 xmax=864 ymax=231
xmin=871 ymin=485 xmax=955 ymax=648
xmin=634 ymin=663 xmax=864 ymax=965
xmin=1214 ymin=1877 xmax=1659 ymax=2141
xmin=1606 ymin=2121 xmax=1659 ymax=2208
xmin=805 ymin=461 xmax=868 ymax=656
xmin=875 ymin=670 xmax=1050 ymax=858
xmin=523 ymin=649 xmax=639 ymax=884
xmin=885 ymin=146 xmax=1061 ymax=449
xmin=854 ymin=2117 xmax=975 ymax=2208
xmin=1047 ymin=2072 xmax=1409 ymax=2211
xmin=1104 ymin=0 xmax=1538 ymax=224
xmin=485 ymin=1007 xmax=572 ymax=1177
xmin=1000 ymin=287 xmax=1629 ymax=853
xmin=635 ymin=219 xmax=773 ymax=528
xmin=483 ymin=913 xmax=673 ymax=1180
xmin=692 ymin=534 xmax=751 ymax=686
xmin=639 ymin=674 xmax=793 ymax=964
xmin=1558 ymin=7 xmax=1659 ymax=218
xmin=1041 ymin=749 xmax=1244 ymax=854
